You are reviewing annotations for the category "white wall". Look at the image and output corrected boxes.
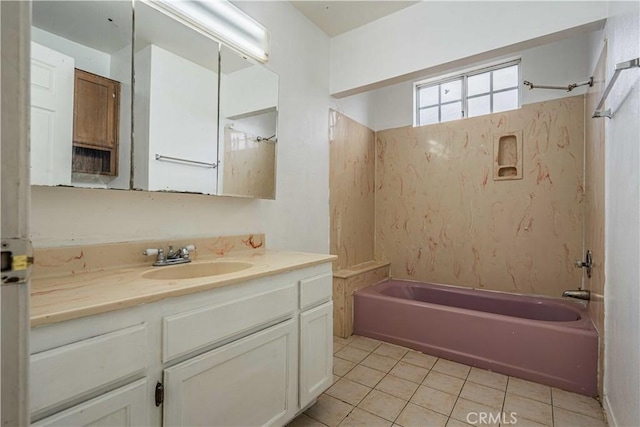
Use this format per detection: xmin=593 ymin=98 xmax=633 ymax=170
xmin=108 ymin=44 xmax=133 ymax=190
xmin=330 ymin=1 xmax=607 ymax=96
xmin=330 ymin=90 xmax=376 ymax=131
xmin=367 ymin=32 xmax=594 ymax=131
xmin=599 ymin=2 xmax=640 ymax=426
xmin=31 ymin=27 xmax=110 ymax=77
xmin=223 ymin=65 xmax=278 ymax=119
xmin=31 ymin=1 xmax=332 ymax=254
xmin=136 ymin=45 xmax=218 ymax=194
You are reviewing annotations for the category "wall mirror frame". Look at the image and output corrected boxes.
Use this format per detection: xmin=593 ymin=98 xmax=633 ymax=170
xmin=29 ymin=0 xmax=278 ymax=200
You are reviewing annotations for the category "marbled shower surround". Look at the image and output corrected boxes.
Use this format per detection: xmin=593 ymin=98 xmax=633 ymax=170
xmin=329 ymin=110 xmax=376 ymax=269
xmin=375 ymin=96 xmax=585 ymax=297
xmin=329 ymin=110 xmax=389 ymax=338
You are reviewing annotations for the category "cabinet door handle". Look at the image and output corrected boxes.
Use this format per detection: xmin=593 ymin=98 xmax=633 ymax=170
xmin=155 ymin=382 xmax=164 ymax=407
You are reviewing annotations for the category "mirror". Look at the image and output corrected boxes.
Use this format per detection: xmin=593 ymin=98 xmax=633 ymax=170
xmin=218 ymin=46 xmax=278 ymax=199
xmin=30 ymin=1 xmax=133 ymax=189
xmin=132 ymin=1 xmax=220 ymax=194
xmin=30 ymin=0 xmax=278 ymax=199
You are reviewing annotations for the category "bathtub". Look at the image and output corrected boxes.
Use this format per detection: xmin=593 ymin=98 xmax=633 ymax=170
xmin=353 ymin=279 xmax=598 ymax=396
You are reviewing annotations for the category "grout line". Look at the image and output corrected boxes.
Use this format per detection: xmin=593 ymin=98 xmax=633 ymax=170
xmin=550 ymin=384 xmax=555 ymax=427
xmin=502 ymin=376 xmax=510 ymax=425
xmin=447 ymin=368 xmax=469 ymax=426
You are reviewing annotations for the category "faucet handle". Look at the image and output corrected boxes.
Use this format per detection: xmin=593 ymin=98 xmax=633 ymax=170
xmin=180 ymin=245 xmax=196 ymax=260
xmin=143 ymin=248 xmax=165 ymax=263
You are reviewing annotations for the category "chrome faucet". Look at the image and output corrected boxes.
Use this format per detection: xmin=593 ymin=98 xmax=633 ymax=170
xmin=562 ymin=289 xmax=591 ymax=301
xmin=144 ymin=244 xmax=196 ymax=266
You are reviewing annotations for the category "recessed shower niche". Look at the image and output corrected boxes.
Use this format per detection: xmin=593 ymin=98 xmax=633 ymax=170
xmin=493 ymin=131 xmax=523 ymax=180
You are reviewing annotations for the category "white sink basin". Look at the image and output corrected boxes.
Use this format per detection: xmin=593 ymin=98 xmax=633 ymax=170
xmin=142 ymin=261 xmax=253 ymax=280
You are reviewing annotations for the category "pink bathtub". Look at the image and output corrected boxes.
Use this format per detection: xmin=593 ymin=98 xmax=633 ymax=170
xmin=353 ymin=279 xmax=598 ymax=396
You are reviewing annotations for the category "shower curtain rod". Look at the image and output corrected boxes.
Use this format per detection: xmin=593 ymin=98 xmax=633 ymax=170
xmin=523 ymin=77 xmax=593 ymax=92
xmin=593 ymin=57 xmax=640 ymax=119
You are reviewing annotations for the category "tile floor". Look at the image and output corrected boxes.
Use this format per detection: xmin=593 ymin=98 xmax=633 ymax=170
xmin=289 ymin=335 xmax=606 ymax=427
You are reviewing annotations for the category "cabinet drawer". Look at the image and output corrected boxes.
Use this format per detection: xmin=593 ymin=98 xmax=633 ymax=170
xmin=299 ymin=273 xmax=332 ymax=310
xmin=33 ymin=379 xmax=148 ymax=427
xmin=163 ymin=282 xmax=296 ymax=362
xmin=30 ymin=324 xmax=147 ymax=416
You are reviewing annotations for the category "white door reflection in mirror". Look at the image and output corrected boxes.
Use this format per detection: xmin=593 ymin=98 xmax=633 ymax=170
xmin=30 ymin=43 xmax=74 ymax=186
xmin=133 ymin=1 xmax=219 ymax=194
xmin=219 ymin=46 xmax=278 ymax=199
xmin=31 ymin=0 xmax=133 ymax=189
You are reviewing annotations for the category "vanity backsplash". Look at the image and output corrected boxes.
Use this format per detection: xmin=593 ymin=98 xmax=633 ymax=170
xmin=32 ymin=234 xmax=265 ymax=279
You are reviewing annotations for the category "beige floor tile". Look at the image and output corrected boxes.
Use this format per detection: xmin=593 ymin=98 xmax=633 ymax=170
xmin=349 ymin=336 xmax=382 ymax=352
xmin=335 ymin=346 xmax=371 ymax=364
xmin=326 ymin=378 xmax=372 ymax=406
xmin=333 ymin=375 xmax=340 ymax=384
xmin=553 ymin=407 xmax=607 ymax=427
xmin=466 ymin=367 xmax=508 ymax=391
xmin=334 ymin=336 xmax=355 ymax=346
xmin=344 ymin=365 xmax=386 ymax=388
xmin=410 ymin=385 xmax=457 ymax=416
xmin=401 ymin=351 xmax=438 ymax=369
xmin=389 ymin=361 xmax=429 ymax=384
xmin=451 ymin=398 xmax=502 ymax=427
xmin=396 ymin=402 xmax=448 ymax=427
xmin=338 ymin=408 xmax=392 ymax=427
xmin=506 ymin=377 xmax=551 ymax=405
xmin=357 ymin=389 xmax=407 ymax=422
xmin=506 ymin=415 xmax=548 ymax=427
xmin=305 ymin=394 xmax=353 ymax=427
xmin=459 ymin=382 xmax=505 ymax=409
xmin=375 ymin=375 xmax=420 ymax=401
xmin=422 ymin=371 xmax=465 ymax=396
xmin=333 ymin=357 xmax=356 ymax=376
xmin=288 ymin=413 xmax=328 ymax=427
xmin=333 ymin=343 xmax=346 ymax=354
xmin=445 ymin=418 xmax=473 ymax=427
xmin=503 ymin=394 xmax=552 ymax=426
xmin=374 ymin=343 xmax=410 ymax=360
xmin=432 ymin=359 xmax=471 ymax=380
xmin=551 ymin=388 xmax=604 ymax=420
xmin=361 ymin=353 xmax=399 ymax=373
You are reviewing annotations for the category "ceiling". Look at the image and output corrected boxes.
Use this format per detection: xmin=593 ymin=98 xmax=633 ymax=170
xmin=32 ymin=1 xmax=131 ymax=54
xmin=290 ymin=1 xmax=419 ymax=37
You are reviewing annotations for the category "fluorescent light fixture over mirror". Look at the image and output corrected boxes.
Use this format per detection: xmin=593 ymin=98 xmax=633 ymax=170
xmin=150 ymin=0 xmax=270 ymax=62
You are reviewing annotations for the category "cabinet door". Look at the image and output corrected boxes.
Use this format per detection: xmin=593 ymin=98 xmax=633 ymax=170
xmin=32 ymin=379 xmax=148 ymax=427
xmin=163 ymin=319 xmax=297 ymax=427
xmin=72 ymin=69 xmax=120 ymax=176
xmin=299 ymin=301 xmax=333 ymax=408
xmin=73 ymin=69 xmax=119 ymax=149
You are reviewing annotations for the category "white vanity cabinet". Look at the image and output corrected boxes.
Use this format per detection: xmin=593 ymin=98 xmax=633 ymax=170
xmin=30 ymin=262 xmax=333 ymax=427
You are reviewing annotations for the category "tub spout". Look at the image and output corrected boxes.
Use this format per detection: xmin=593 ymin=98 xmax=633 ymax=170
xmin=562 ymin=289 xmax=591 ymax=300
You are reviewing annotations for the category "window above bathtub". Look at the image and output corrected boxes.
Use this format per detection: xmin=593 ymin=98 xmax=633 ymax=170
xmin=414 ymin=60 xmax=521 ymax=127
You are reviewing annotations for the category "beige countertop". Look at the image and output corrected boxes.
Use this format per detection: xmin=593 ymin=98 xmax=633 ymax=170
xmin=31 ymin=249 xmax=336 ymax=327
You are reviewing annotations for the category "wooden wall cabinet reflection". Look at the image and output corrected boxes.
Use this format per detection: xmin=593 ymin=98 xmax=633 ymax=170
xmin=72 ymin=69 xmax=120 ymax=176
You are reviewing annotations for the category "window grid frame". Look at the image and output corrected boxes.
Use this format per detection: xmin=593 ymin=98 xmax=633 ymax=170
xmin=417 ymin=76 xmax=463 ymax=124
xmin=415 ymin=60 xmax=521 ymax=126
